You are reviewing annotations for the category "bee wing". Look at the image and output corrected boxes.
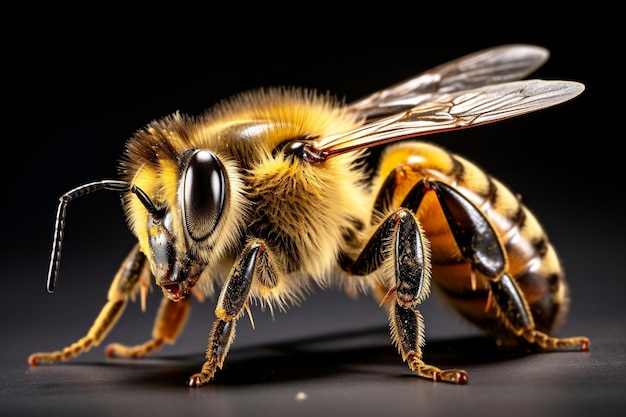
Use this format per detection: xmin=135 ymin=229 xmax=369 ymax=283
xmin=316 ymin=79 xmax=584 ymax=156
xmin=348 ymin=44 xmax=551 ymax=122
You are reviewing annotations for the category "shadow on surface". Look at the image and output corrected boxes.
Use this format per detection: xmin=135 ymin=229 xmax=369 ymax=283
xmin=49 ymin=326 xmax=533 ymax=388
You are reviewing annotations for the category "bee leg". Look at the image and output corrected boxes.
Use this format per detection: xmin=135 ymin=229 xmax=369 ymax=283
xmin=391 ymin=302 xmax=468 ymax=384
xmin=423 ymin=180 xmax=589 ymax=352
xmin=188 ymin=318 xmax=237 ymax=388
xmin=105 ymin=295 xmax=192 ymax=359
xmin=344 ymin=207 xmax=468 ymax=384
xmin=489 ymin=274 xmax=589 ymax=351
xmin=188 ymin=239 xmax=274 ymax=387
xmin=29 ymin=243 xmax=148 ymax=365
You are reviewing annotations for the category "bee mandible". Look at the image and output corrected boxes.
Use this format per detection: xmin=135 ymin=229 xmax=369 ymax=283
xmin=29 ymin=44 xmax=590 ymax=386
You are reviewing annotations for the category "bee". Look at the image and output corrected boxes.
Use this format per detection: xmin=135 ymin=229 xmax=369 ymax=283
xmin=29 ymin=44 xmax=590 ymax=386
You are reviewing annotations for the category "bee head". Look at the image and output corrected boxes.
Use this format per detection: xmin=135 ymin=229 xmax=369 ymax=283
xmin=130 ymin=148 xmax=232 ymax=301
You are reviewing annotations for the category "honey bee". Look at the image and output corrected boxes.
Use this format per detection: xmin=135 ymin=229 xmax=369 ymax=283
xmin=29 ymin=44 xmax=590 ymax=386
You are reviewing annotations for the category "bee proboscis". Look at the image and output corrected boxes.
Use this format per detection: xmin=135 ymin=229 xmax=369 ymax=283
xmin=29 ymin=44 xmax=589 ymax=386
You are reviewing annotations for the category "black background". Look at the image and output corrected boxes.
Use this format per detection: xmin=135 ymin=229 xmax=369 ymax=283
xmin=2 ymin=6 xmax=623 ymax=417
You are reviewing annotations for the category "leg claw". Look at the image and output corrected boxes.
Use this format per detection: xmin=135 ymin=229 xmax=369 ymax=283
xmin=187 ymin=375 xmax=202 ymax=388
xmin=436 ymin=369 xmax=469 ymax=384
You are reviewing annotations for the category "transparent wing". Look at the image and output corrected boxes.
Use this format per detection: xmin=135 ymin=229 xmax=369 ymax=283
xmin=316 ymin=79 xmax=584 ymax=156
xmin=348 ymin=44 xmax=551 ymax=122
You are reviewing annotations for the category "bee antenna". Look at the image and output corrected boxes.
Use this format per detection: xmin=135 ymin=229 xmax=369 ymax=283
xmin=47 ymin=180 xmax=131 ymax=293
xmin=130 ymin=185 xmax=162 ymax=217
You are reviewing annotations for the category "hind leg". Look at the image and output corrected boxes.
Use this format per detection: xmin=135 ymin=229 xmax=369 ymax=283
xmin=488 ymin=273 xmax=589 ymax=351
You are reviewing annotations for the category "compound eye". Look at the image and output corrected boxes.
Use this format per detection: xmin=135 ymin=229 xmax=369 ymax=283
xmin=182 ymin=150 xmax=228 ymax=241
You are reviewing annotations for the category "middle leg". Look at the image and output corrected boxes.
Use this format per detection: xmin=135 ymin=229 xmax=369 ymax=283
xmin=343 ymin=206 xmax=468 ymax=384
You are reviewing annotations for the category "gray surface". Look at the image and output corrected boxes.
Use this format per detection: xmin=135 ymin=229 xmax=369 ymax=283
xmin=2 ymin=7 xmax=620 ymax=417
xmin=2 ymin=284 xmax=625 ymax=417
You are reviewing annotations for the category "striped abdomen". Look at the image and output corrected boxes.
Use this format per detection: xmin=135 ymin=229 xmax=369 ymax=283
xmin=376 ymin=141 xmax=570 ymax=338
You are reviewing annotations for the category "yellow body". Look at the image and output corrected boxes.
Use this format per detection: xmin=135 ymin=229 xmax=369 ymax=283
xmin=29 ymin=45 xmax=589 ymax=386
xmin=120 ymin=89 xmax=375 ymax=306
xmin=120 ymin=89 xmax=570 ymax=336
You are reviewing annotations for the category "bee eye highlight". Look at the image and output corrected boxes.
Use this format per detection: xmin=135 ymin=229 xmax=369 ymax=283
xmin=182 ymin=150 xmax=228 ymax=241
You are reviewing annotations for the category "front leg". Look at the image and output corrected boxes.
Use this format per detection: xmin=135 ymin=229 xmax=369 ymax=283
xmin=188 ymin=239 xmax=280 ymax=387
xmin=29 ymin=243 xmax=149 ymax=365
xmin=105 ymin=295 xmax=192 ymax=359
